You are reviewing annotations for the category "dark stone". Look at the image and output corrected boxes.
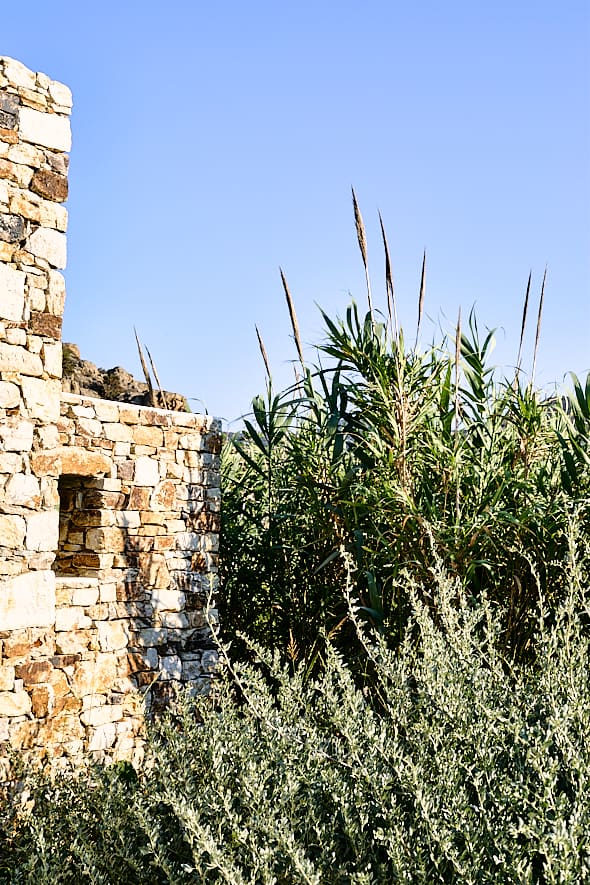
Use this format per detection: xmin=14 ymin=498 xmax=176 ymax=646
xmin=0 ymin=94 xmax=19 ymax=115
xmin=0 ymin=213 xmax=25 ymax=243
xmin=0 ymin=110 xmax=16 ymax=130
xmin=29 ymin=311 xmax=62 ymax=339
xmin=30 ymin=169 xmax=69 ymax=203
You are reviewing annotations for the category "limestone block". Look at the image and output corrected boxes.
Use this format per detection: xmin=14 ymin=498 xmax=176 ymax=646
xmin=137 ymin=627 xmax=167 ymax=647
xmin=2 ymin=58 xmax=36 ymax=89
xmin=86 ymin=526 xmax=125 ymax=553
xmin=81 ymin=704 xmax=124 ymax=727
xmin=5 ymin=472 xmax=40 ymax=506
xmin=0 ymin=263 xmax=25 ymax=321
xmin=0 ymin=664 xmax=15 ymax=691
xmin=55 ymin=607 xmax=91 ymax=632
xmin=0 ymin=690 xmax=31 ymax=717
xmin=132 ymin=425 xmax=163 ymax=447
xmin=93 ymin=400 xmax=119 ymax=422
xmin=42 ymin=340 xmax=62 ymax=378
xmin=0 ymin=179 xmax=8 ymax=204
xmin=88 ymin=722 xmax=116 ymax=751
xmin=5 ymin=328 xmax=25 ymax=347
xmin=150 ymin=480 xmax=177 ymax=511
xmin=46 ymin=270 xmax=65 ymax=315
xmin=30 ymin=684 xmax=53 ymax=718
xmin=98 ymin=620 xmax=128 ymax=652
xmin=134 ymin=456 xmax=159 ymax=487
xmin=0 ymin=420 xmax=33 ymax=452
xmin=70 ymin=654 xmax=118 ymax=698
xmin=72 ymin=586 xmax=99 ymax=606
xmin=6 ymin=142 xmax=43 ymax=167
xmin=19 ymin=107 xmax=71 ymax=152
xmin=26 ymin=227 xmax=67 ymax=268
xmin=160 ymin=655 xmax=182 ymax=681
xmin=48 ymin=80 xmax=72 ymax=108
xmin=0 ymin=514 xmax=26 ymax=548
xmin=57 ymin=446 xmax=113 ymax=477
xmin=160 ymin=611 xmax=189 ymax=629
xmin=102 ymin=422 xmax=132 ymax=443
xmin=21 ymin=376 xmax=60 ymax=422
xmin=0 ymin=342 xmax=42 ymax=376
xmin=0 ymin=380 xmax=19 ymax=408
xmin=152 ymin=588 xmax=185 ymax=611
xmin=30 ymin=451 xmax=61 ymax=476
xmin=25 ymin=510 xmax=59 ymax=552
xmin=0 ymin=570 xmax=55 ymax=630
xmin=76 ymin=417 xmax=103 ymax=437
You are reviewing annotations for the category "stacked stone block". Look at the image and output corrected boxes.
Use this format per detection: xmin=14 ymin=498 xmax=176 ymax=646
xmin=0 ymin=56 xmax=70 ymax=691
xmin=0 ymin=58 xmax=221 ymax=766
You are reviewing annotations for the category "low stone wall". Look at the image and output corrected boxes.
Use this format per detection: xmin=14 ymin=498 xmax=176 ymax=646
xmin=0 ymin=396 xmax=221 ymax=765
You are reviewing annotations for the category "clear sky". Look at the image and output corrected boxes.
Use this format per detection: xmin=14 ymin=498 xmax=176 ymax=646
xmin=3 ymin=1 xmax=589 ymax=426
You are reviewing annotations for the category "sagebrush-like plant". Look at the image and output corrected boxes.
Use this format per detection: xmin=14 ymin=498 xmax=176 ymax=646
xmin=2 ymin=538 xmax=589 ymax=884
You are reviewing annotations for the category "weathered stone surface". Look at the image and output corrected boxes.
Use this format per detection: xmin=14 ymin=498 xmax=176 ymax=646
xmin=0 ymin=342 xmax=43 ymax=375
xmin=134 ymin=456 xmax=160 ymax=486
xmin=70 ymin=654 xmax=117 ymax=698
xmin=19 ymin=107 xmax=71 ymax=152
xmin=0 ymin=690 xmax=31 ymax=716
xmin=0 ymin=110 xmax=16 ymax=130
xmin=25 ymin=511 xmax=59 ymax=552
xmin=29 ymin=311 xmax=62 ymax=339
xmin=0 ymin=212 xmax=24 ymax=243
xmin=4 ymin=472 xmax=41 ymax=507
xmin=30 ymin=169 xmax=68 ymax=202
xmin=26 ymin=226 xmax=67 ymax=268
xmin=0 ymin=263 xmax=25 ymax=321
xmin=0 ymin=570 xmax=55 ymax=630
xmin=0 ymin=514 xmax=26 ymax=549
xmin=57 ymin=446 xmax=113 ymax=477
xmin=0 ymin=380 xmax=20 ymax=408
xmin=0 ymin=419 xmax=34 ymax=451
xmin=15 ymin=660 xmax=53 ymax=684
xmin=0 ymin=94 xmax=19 ymax=115
xmin=98 ymin=620 xmax=128 ymax=652
xmin=22 ymin=376 xmax=61 ymax=422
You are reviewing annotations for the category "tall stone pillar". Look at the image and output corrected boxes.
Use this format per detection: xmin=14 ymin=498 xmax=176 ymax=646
xmin=0 ymin=57 xmax=71 ymax=646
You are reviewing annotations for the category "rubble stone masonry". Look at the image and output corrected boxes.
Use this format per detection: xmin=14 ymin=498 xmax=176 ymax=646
xmin=0 ymin=58 xmax=221 ymax=766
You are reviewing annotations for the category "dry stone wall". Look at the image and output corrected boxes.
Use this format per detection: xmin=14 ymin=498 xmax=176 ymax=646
xmin=0 ymin=58 xmax=221 ymax=766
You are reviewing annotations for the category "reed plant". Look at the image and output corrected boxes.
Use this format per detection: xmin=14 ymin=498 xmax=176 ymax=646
xmin=220 ymin=199 xmax=590 ymax=667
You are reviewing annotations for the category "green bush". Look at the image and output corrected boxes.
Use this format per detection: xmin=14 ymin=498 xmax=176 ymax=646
xmin=220 ymin=299 xmax=590 ymax=667
xmin=3 ymin=543 xmax=589 ymax=883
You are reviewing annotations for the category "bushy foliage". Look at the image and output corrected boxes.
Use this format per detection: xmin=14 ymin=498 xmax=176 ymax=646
xmin=221 ymin=299 xmax=590 ymax=665
xmin=2 ymin=546 xmax=589 ymax=884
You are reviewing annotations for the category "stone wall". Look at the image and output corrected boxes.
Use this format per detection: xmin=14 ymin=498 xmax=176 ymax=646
xmin=0 ymin=58 xmax=221 ymax=766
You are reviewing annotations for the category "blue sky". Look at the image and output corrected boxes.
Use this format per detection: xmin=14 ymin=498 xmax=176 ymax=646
xmin=4 ymin=1 xmax=589 ymax=426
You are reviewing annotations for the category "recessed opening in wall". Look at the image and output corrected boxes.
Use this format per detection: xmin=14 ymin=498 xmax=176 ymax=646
xmin=54 ymin=474 xmax=104 ymax=576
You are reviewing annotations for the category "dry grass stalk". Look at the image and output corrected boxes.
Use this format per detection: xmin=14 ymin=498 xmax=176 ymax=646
xmin=134 ymin=327 xmax=155 ymax=406
xmin=530 ymin=267 xmax=547 ymax=389
xmin=454 ymin=307 xmax=462 ymax=522
xmin=515 ymin=271 xmax=532 ymax=380
xmin=415 ymin=251 xmax=426 ymax=347
xmin=352 ymin=187 xmax=373 ymax=318
xmin=379 ymin=211 xmax=398 ymax=336
xmin=255 ymin=324 xmax=271 ymax=378
xmin=280 ymin=267 xmax=305 ymax=367
xmin=146 ymin=345 xmax=169 ymax=410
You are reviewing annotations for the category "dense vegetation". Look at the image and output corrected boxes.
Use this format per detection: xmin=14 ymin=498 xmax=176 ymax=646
xmin=2 ymin=209 xmax=589 ymax=882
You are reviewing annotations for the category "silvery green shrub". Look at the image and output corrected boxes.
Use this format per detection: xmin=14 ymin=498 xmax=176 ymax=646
xmin=2 ymin=547 xmax=589 ymax=884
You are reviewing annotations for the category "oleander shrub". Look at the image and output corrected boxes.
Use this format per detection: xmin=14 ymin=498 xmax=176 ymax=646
xmin=2 ymin=541 xmax=589 ymax=884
